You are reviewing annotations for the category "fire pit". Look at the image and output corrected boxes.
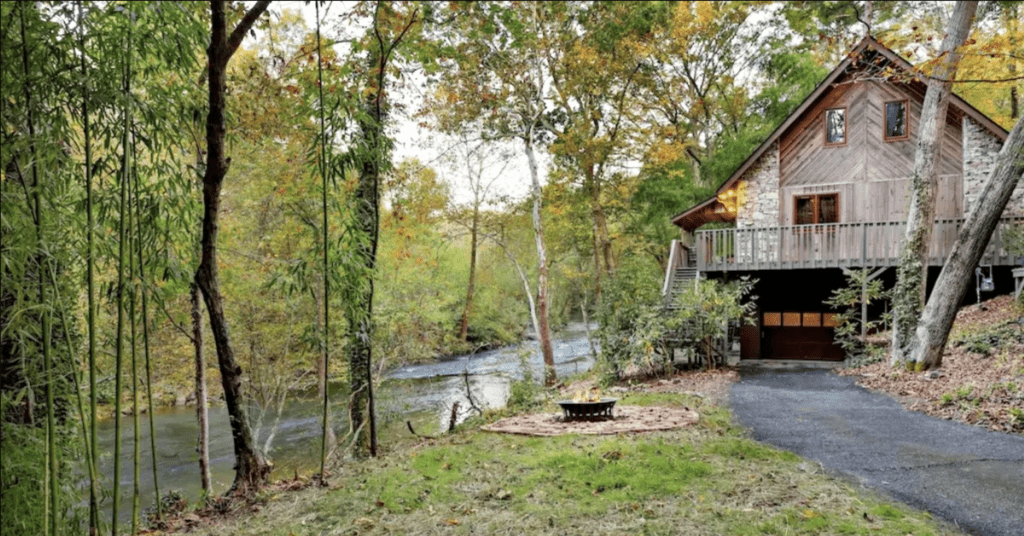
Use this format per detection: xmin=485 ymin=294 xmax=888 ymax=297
xmin=556 ymin=398 xmax=618 ymax=421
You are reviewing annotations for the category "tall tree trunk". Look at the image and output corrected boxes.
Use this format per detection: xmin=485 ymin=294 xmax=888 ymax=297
xmin=907 ymin=118 xmax=1024 ymax=368
xmin=459 ymin=205 xmax=479 ymax=341
xmin=890 ymin=0 xmax=977 ymax=365
xmin=194 ymin=0 xmax=272 ymax=494
xmin=345 ymin=2 xmax=417 ymax=456
xmin=191 ymin=282 xmax=211 ymax=493
xmin=524 ymin=134 xmax=557 ymax=385
xmin=349 ymin=39 xmax=385 ymax=459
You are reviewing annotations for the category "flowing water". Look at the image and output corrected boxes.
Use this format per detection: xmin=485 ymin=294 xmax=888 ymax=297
xmin=93 ymin=325 xmax=596 ymax=522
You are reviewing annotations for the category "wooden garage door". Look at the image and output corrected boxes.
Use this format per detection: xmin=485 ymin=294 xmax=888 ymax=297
xmin=761 ymin=311 xmax=844 ymax=360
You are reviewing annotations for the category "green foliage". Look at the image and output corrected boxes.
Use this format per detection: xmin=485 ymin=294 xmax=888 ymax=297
xmin=506 ymin=350 xmax=544 ymax=413
xmin=826 ymin=270 xmax=892 ymax=364
xmin=951 ymin=320 xmax=1023 ymax=357
xmin=187 ymin=393 xmax=953 ymax=536
xmin=667 ymin=276 xmax=758 ymax=368
xmin=597 ymin=258 xmax=755 ymax=381
xmin=595 ymin=257 xmax=668 ymax=383
xmin=0 ymin=395 xmax=84 ymax=536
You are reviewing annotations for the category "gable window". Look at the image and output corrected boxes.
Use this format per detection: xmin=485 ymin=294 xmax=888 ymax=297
xmin=885 ymin=100 xmax=908 ymax=140
xmin=795 ymin=193 xmax=838 ymax=225
xmin=825 ymin=108 xmax=846 ymax=145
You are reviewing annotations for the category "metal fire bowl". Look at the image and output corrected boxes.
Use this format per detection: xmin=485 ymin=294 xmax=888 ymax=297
xmin=556 ymin=398 xmax=618 ymax=421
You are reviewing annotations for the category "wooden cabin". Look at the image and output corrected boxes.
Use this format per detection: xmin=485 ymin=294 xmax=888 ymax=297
xmin=664 ymin=36 xmax=1023 ymax=361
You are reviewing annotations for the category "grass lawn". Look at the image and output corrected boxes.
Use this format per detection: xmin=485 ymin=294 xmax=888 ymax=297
xmin=166 ymin=380 xmax=962 ymax=536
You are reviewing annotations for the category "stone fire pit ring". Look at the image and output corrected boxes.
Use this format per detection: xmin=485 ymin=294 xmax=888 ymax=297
xmin=556 ymin=398 xmax=618 ymax=420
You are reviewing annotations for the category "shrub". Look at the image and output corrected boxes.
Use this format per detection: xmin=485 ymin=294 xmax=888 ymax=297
xmin=825 ymin=269 xmax=891 ymax=363
xmin=666 ymin=277 xmax=757 ymax=369
xmin=596 ymin=258 xmax=756 ymax=382
xmin=595 ymin=258 xmax=668 ymax=383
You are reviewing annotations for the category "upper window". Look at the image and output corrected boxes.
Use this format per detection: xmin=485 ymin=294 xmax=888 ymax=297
xmin=825 ymin=108 xmax=846 ymax=145
xmin=795 ymin=194 xmax=838 ymax=225
xmin=885 ymin=100 xmax=908 ymax=140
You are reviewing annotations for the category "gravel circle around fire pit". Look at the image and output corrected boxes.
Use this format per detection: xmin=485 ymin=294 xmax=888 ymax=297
xmin=481 ymin=405 xmax=699 ymax=437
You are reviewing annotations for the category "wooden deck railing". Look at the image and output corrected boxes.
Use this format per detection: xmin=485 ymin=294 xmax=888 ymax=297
xmin=661 ymin=239 xmax=686 ymax=295
xmin=693 ymin=217 xmax=1023 ymax=272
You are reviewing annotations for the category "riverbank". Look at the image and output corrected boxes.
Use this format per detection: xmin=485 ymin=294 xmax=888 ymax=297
xmin=115 ymin=324 xmax=589 ymax=414
xmin=152 ymin=368 xmax=960 ymax=536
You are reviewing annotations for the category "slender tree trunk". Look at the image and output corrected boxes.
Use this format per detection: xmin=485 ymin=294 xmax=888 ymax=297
xmin=314 ymin=0 xmax=336 ymax=477
xmin=128 ymin=172 xmax=142 ymax=535
xmin=19 ymin=4 xmax=58 ymax=533
xmin=77 ymin=2 xmax=100 ymax=530
xmin=314 ymin=282 xmax=336 ymax=456
xmin=585 ymin=167 xmax=606 ymax=301
xmin=585 ymin=164 xmax=614 ymax=302
xmin=112 ymin=27 xmax=132 ymax=530
xmin=191 ymin=282 xmax=211 ymax=493
xmin=891 ymin=0 xmax=977 ymax=365
xmin=492 ymin=238 xmax=541 ymax=348
xmin=908 ymin=118 xmax=1024 ymax=368
xmin=459 ymin=205 xmax=479 ymax=341
xmin=133 ymin=173 xmax=161 ymax=518
xmin=1010 ymin=6 xmax=1019 ymax=120
xmin=194 ymin=0 xmax=272 ymax=494
xmin=524 ymin=135 xmax=557 ymax=385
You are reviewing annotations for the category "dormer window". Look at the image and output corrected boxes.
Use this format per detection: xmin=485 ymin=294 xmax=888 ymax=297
xmin=825 ymin=108 xmax=846 ymax=145
xmin=885 ymin=100 xmax=908 ymax=140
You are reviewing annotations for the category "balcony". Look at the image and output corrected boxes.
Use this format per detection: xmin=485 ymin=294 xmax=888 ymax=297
xmin=690 ymin=217 xmax=1022 ymax=272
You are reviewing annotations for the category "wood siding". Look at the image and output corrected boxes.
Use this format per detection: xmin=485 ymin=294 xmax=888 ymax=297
xmin=780 ymin=174 xmax=962 ymax=224
xmin=778 ymin=77 xmax=963 ymax=225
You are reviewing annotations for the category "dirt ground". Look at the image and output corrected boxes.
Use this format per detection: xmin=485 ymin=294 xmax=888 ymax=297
xmin=562 ymin=368 xmax=740 ymax=405
xmin=838 ymin=295 xmax=1024 ymax=435
xmin=482 ymin=369 xmax=739 ymax=437
xmin=481 ymin=405 xmax=700 ymax=436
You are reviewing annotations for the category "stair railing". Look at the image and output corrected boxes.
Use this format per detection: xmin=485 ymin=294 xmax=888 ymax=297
xmin=662 ymin=239 xmax=685 ymax=296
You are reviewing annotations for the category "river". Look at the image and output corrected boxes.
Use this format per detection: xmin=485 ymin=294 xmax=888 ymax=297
xmin=93 ymin=325 xmax=597 ymax=522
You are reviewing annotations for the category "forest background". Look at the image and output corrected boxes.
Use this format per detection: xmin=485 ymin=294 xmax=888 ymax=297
xmin=1 ymin=1 xmax=1020 ymax=534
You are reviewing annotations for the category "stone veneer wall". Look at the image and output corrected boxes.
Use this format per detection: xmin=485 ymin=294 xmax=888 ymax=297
xmin=736 ymin=142 xmax=780 ymax=228
xmin=733 ymin=142 xmax=781 ymax=265
xmin=963 ymin=116 xmax=1023 ymax=218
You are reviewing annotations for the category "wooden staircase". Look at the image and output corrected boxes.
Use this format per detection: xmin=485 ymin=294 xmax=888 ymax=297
xmin=665 ymin=266 xmax=700 ymax=306
xmin=661 ymin=240 xmax=739 ymax=367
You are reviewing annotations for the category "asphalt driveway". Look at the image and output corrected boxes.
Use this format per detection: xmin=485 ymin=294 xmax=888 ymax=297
xmin=729 ymin=364 xmax=1024 ymax=536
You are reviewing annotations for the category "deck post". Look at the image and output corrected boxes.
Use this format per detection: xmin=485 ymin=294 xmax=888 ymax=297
xmin=861 ymin=223 xmax=868 ymax=266
xmin=752 ymin=229 xmax=758 ymax=270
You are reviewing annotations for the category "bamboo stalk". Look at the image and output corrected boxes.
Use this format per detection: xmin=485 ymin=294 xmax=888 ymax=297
xmin=49 ymin=261 xmax=100 ymax=535
xmin=19 ymin=4 xmax=57 ymax=533
xmin=112 ymin=13 xmax=133 ymax=532
xmin=133 ymin=140 xmax=162 ymax=520
xmin=129 ymin=148 xmax=140 ymax=534
xmin=77 ymin=2 xmax=102 ymax=531
xmin=315 ymin=0 xmax=332 ymax=482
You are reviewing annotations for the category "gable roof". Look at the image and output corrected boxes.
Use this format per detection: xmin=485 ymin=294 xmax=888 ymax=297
xmin=671 ymin=35 xmax=1010 ymax=230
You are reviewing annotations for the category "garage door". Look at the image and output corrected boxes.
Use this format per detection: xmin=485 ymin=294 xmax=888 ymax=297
xmin=761 ymin=311 xmax=844 ymax=360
